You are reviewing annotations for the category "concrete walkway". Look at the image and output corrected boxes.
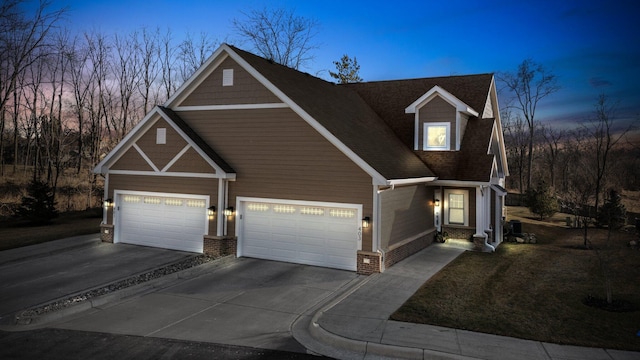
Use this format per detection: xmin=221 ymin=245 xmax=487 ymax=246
xmin=292 ymin=244 xmax=640 ymax=360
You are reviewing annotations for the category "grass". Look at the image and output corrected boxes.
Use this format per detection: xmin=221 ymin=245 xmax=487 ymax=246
xmin=0 ymin=208 xmax=102 ymax=251
xmin=391 ymin=207 xmax=640 ymax=351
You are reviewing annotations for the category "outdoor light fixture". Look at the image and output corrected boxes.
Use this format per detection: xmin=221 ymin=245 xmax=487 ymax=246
xmin=224 ymin=206 xmax=234 ymax=216
xmin=208 ymin=206 xmax=216 ymax=216
xmin=434 ymin=199 xmax=440 ymax=207
xmin=104 ymin=198 xmax=113 ymax=209
xmin=362 ymin=216 xmax=370 ymax=228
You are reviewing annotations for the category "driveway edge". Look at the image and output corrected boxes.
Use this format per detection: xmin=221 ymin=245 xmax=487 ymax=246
xmin=12 ymin=255 xmax=237 ymax=327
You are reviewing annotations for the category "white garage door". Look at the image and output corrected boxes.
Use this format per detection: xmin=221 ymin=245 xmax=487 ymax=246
xmin=116 ymin=192 xmax=208 ymax=253
xmin=240 ymin=200 xmax=360 ymax=271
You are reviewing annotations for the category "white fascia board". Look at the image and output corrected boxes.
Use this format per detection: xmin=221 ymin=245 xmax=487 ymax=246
xmin=430 ymin=179 xmax=490 ymax=187
xmin=156 ymin=110 xmax=230 ymax=176
xmin=222 ymin=46 xmax=389 ymax=186
xmin=489 ymin=76 xmax=510 ymax=177
xmin=93 ymin=107 xmax=162 ymax=174
xmin=405 ymin=85 xmax=479 ymax=117
xmin=387 ymin=177 xmax=437 ymax=186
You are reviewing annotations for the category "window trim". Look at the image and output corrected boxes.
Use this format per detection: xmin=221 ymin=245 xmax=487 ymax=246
xmin=444 ymin=189 xmax=469 ymax=226
xmin=423 ymin=122 xmax=450 ymax=150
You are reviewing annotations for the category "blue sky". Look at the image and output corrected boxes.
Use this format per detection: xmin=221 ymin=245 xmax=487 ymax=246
xmin=51 ymin=0 xmax=639 ymax=127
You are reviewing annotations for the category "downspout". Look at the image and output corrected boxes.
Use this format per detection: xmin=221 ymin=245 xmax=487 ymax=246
xmin=475 ymin=185 xmax=495 ymax=252
xmin=375 ymin=185 xmax=395 ymax=272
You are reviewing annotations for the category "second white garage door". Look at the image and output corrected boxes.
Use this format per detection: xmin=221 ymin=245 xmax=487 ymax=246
xmin=239 ymin=199 xmax=360 ymax=271
xmin=116 ymin=192 xmax=208 ymax=253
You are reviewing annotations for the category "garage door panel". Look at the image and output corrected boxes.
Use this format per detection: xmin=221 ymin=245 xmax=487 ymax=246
xmin=241 ymin=201 xmax=358 ymax=271
xmin=117 ymin=193 xmax=206 ymax=253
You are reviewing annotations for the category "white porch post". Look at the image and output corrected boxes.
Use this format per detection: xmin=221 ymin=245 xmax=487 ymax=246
xmin=217 ymin=178 xmax=225 ymax=236
xmin=475 ymin=186 xmax=485 ymax=235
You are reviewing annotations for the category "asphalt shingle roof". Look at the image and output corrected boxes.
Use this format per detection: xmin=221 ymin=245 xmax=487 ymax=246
xmin=229 ymin=45 xmax=496 ymax=183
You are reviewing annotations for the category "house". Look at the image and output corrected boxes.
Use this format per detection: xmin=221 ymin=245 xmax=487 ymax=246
xmin=94 ymin=44 xmax=508 ymax=275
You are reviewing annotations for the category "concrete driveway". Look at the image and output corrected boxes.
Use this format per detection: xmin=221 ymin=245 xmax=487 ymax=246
xmin=49 ymin=257 xmax=359 ymax=353
xmin=0 ymin=234 xmax=196 ymax=325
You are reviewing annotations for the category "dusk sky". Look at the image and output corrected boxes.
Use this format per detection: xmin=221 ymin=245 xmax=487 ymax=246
xmin=50 ymin=0 xmax=639 ymax=128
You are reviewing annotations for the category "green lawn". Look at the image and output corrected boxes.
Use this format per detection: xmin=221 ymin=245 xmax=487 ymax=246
xmin=392 ymin=210 xmax=640 ymax=351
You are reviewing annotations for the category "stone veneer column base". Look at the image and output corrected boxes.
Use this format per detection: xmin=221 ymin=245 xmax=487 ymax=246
xmin=357 ymin=251 xmax=381 ymax=275
xmin=100 ymin=224 xmax=114 ymax=243
xmin=204 ymin=235 xmax=237 ymax=257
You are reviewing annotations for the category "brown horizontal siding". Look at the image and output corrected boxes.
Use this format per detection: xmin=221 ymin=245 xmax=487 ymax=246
xmin=179 ymin=57 xmax=281 ymax=106
xmin=167 ymin=147 xmax=217 ymax=174
xmin=380 ymin=185 xmax=433 ymax=249
xmin=111 ymin=147 xmax=154 ymax=171
xmin=418 ymin=95 xmax=456 ymax=150
xmin=135 ymin=118 xmax=187 ymax=170
xmin=177 ymin=108 xmax=374 ymax=251
xmin=107 ymin=174 xmax=219 ymax=235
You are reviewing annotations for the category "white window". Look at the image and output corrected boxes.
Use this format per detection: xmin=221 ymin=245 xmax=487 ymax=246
xmin=156 ymin=128 xmax=166 ymax=144
xmin=444 ymin=189 xmax=468 ymax=226
xmin=222 ymin=69 xmax=234 ymax=86
xmin=423 ymin=122 xmax=450 ymax=150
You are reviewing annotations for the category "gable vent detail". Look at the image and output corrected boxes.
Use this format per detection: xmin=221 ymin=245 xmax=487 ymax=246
xmin=222 ymin=68 xmax=234 ymax=86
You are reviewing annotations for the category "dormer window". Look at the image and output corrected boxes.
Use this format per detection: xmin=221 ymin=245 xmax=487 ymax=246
xmin=423 ymin=122 xmax=450 ymax=150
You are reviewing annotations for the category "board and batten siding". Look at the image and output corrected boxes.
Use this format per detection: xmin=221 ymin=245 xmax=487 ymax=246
xmin=418 ymin=95 xmax=456 ymax=150
xmin=107 ymin=174 xmax=218 ymax=235
xmin=176 ymin=107 xmax=374 ymax=251
xmin=379 ymin=185 xmax=433 ymax=250
xmin=178 ymin=57 xmax=281 ymax=106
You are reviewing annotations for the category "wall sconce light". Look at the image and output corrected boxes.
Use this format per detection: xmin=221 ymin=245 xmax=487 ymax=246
xmin=224 ymin=206 xmax=234 ymax=216
xmin=104 ymin=198 xmax=113 ymax=209
xmin=434 ymin=199 xmax=440 ymax=207
xmin=208 ymin=206 xmax=216 ymax=216
xmin=362 ymin=216 xmax=370 ymax=228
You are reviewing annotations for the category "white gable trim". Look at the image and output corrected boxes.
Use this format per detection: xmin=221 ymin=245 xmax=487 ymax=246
xmin=161 ymin=144 xmax=191 ymax=172
xmin=165 ymin=49 xmax=230 ymax=107
xmin=405 ymin=85 xmax=479 ymax=116
xmin=132 ymin=143 xmax=160 ymax=172
xmin=174 ymin=103 xmax=288 ymax=111
xmin=93 ymin=106 xmax=233 ymax=179
xmin=488 ymin=76 xmax=510 ymax=177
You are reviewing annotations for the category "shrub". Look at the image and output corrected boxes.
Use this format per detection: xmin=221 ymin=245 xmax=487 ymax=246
xmin=16 ymin=179 xmax=58 ymax=225
xmin=526 ymin=181 xmax=558 ymax=220
xmin=597 ymin=189 xmax=627 ymax=229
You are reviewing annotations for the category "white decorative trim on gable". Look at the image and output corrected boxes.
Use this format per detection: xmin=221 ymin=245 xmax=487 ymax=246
xmin=406 ymin=85 xmax=478 ymax=151
xmin=93 ymin=106 xmax=235 ymax=180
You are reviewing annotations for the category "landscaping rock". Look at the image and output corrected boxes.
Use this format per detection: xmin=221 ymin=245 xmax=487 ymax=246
xmin=516 ymin=237 xmax=525 ymax=244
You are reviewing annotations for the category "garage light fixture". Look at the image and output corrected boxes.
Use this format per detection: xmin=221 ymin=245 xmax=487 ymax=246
xmin=224 ymin=206 xmax=234 ymax=216
xmin=362 ymin=216 xmax=370 ymax=228
xmin=208 ymin=206 xmax=216 ymax=216
xmin=103 ymin=198 xmax=113 ymax=209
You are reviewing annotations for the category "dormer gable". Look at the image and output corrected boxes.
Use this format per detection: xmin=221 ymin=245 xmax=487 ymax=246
xmin=405 ymin=85 xmax=478 ymax=152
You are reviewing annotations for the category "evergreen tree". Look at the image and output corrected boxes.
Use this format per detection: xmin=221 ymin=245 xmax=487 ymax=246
xmin=597 ymin=189 xmax=626 ymax=229
xmin=17 ymin=179 xmax=58 ymax=225
xmin=526 ymin=181 xmax=558 ymax=220
xmin=329 ymin=54 xmax=363 ymax=83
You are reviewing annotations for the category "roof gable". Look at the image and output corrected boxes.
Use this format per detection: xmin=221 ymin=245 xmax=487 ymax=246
xmin=222 ymin=44 xmax=436 ymax=184
xmin=93 ymin=106 xmax=235 ymax=178
xmin=405 ymin=85 xmax=479 ymax=116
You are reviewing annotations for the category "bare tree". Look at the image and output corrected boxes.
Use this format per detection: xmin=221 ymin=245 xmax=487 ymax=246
xmin=113 ymin=31 xmax=141 ymax=140
xmin=137 ymin=27 xmax=161 ymax=114
xmin=0 ymin=0 xmax=65 ymax=146
xmin=231 ymin=7 xmax=319 ymax=70
xmin=540 ymin=124 xmax=566 ymax=189
xmin=177 ymin=31 xmax=217 ymax=83
xmin=159 ymin=28 xmax=177 ymax=101
xmin=502 ymin=107 xmax=529 ymax=193
xmin=499 ymin=59 xmax=560 ymax=191
xmin=583 ymin=94 xmax=630 ymax=218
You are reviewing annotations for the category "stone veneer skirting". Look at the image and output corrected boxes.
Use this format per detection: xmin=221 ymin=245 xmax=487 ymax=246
xmin=203 ymin=235 xmax=237 ymax=257
xmin=384 ymin=230 xmax=435 ymax=269
xmin=100 ymin=224 xmax=114 ymax=243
